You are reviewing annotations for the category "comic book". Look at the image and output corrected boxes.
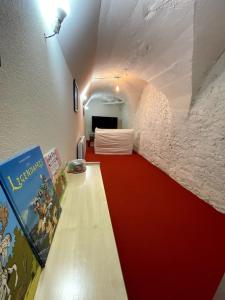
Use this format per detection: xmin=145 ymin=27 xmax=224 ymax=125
xmin=44 ymin=148 xmax=67 ymax=202
xmin=44 ymin=148 xmax=62 ymax=179
xmin=0 ymin=146 xmax=62 ymax=267
xmin=0 ymin=184 xmax=41 ymax=299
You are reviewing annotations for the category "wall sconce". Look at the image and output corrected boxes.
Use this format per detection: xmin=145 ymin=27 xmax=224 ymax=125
xmin=45 ymin=7 xmax=67 ymax=39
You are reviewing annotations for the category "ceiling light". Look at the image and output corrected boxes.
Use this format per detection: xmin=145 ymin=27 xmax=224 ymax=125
xmin=115 ymin=76 xmax=120 ymax=93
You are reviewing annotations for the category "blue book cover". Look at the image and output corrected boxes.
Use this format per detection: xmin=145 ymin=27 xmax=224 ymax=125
xmin=0 ymin=184 xmax=40 ymax=299
xmin=0 ymin=146 xmax=62 ymax=266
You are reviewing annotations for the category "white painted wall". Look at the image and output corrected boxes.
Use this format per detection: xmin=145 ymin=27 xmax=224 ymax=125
xmin=0 ymin=0 xmax=84 ymax=162
xmin=84 ymin=99 xmax=123 ymax=139
xmin=134 ymin=50 xmax=225 ymax=213
xmin=58 ymin=0 xmax=101 ymax=90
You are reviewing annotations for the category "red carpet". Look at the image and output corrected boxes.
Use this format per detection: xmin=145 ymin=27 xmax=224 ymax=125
xmin=86 ymin=147 xmax=225 ymax=300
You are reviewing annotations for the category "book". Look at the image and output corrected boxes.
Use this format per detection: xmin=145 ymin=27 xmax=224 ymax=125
xmin=0 ymin=146 xmax=62 ymax=267
xmin=0 ymin=184 xmax=41 ymax=299
xmin=53 ymin=169 xmax=67 ymax=202
xmin=44 ymin=148 xmax=67 ymax=202
xmin=44 ymin=148 xmax=62 ymax=180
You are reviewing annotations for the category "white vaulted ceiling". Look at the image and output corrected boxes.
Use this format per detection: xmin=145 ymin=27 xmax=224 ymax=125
xmin=58 ymin=0 xmax=225 ymax=115
xmin=94 ymin=0 xmax=194 ymax=113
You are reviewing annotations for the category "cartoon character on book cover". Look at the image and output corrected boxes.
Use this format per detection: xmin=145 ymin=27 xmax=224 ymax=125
xmin=0 ymin=186 xmax=40 ymax=300
xmin=44 ymin=148 xmax=67 ymax=202
xmin=32 ymin=174 xmax=59 ymax=244
xmin=0 ymin=146 xmax=62 ymax=266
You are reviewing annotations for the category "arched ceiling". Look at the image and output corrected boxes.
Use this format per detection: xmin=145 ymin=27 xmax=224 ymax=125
xmin=85 ymin=75 xmax=146 ymax=110
xmin=93 ymin=0 xmax=194 ymax=113
xmin=58 ymin=0 xmax=225 ymax=116
xmin=95 ymin=0 xmax=193 ymax=76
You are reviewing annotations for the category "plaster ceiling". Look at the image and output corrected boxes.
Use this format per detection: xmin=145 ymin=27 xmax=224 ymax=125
xmin=85 ymin=75 xmax=146 ymax=110
xmin=92 ymin=0 xmax=194 ymax=112
xmin=58 ymin=0 xmax=225 ymax=114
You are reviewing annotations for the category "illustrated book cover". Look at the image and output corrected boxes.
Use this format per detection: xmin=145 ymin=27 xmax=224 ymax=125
xmin=44 ymin=148 xmax=62 ymax=180
xmin=0 ymin=146 xmax=62 ymax=267
xmin=0 ymin=184 xmax=41 ymax=300
xmin=44 ymin=148 xmax=67 ymax=202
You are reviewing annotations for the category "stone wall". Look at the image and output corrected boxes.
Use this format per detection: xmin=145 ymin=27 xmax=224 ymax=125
xmin=134 ymin=50 xmax=225 ymax=213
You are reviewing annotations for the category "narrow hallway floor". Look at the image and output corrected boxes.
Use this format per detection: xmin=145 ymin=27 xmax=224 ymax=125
xmin=86 ymin=147 xmax=225 ymax=300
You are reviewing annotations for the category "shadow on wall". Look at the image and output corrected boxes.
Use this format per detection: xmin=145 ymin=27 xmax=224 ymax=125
xmin=192 ymin=0 xmax=225 ymax=104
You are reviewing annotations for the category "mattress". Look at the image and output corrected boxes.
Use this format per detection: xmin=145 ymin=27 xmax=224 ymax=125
xmin=94 ymin=128 xmax=134 ymax=155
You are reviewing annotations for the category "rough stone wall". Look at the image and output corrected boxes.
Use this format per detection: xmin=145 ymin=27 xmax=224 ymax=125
xmin=134 ymin=85 xmax=172 ymax=170
xmin=134 ymin=50 xmax=225 ymax=213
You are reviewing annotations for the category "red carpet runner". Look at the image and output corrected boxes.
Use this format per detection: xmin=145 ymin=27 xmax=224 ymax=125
xmin=86 ymin=147 xmax=225 ymax=300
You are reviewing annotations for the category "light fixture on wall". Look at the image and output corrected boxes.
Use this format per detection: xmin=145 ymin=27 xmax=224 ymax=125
xmin=44 ymin=7 xmax=67 ymax=39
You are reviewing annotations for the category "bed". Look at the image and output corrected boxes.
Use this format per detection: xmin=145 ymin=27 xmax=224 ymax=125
xmin=94 ymin=128 xmax=134 ymax=155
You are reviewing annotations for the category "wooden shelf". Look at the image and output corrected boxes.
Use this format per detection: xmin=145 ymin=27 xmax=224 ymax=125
xmin=35 ymin=163 xmax=127 ymax=300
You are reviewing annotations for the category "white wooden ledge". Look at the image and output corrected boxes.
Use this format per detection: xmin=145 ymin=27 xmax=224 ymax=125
xmin=35 ymin=163 xmax=128 ymax=300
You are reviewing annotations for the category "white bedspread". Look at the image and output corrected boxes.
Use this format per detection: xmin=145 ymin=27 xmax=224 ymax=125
xmin=94 ymin=128 xmax=134 ymax=155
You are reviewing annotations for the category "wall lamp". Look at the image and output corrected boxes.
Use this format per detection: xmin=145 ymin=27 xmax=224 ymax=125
xmin=44 ymin=7 xmax=67 ymax=39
